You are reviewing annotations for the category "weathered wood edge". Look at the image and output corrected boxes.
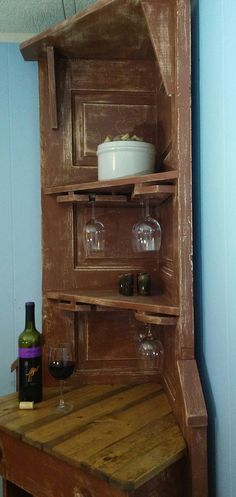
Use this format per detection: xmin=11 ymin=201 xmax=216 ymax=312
xmin=141 ymin=0 xmax=175 ymax=96
xmin=44 ymin=171 xmax=178 ymax=195
xmin=47 ymin=290 xmax=180 ymax=316
xmin=20 ymin=0 xmax=117 ymax=60
xmin=177 ymin=360 xmax=207 ymax=427
xmin=47 ymin=46 xmax=58 ymax=129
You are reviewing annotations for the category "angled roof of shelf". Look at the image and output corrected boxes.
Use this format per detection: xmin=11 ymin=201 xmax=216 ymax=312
xmin=20 ymin=0 xmax=175 ymax=96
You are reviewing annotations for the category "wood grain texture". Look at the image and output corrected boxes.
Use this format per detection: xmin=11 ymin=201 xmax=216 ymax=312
xmin=20 ymin=0 xmax=155 ymax=61
xmin=71 ymin=91 xmax=157 ymax=167
xmin=0 ymin=429 xmax=127 ymax=497
xmin=175 ymin=360 xmax=208 ymax=497
xmin=46 ymin=46 xmax=58 ymax=129
xmin=3 ymin=480 xmax=32 ymax=497
xmin=74 ymin=203 xmax=159 ymax=271
xmin=47 ymin=289 xmax=180 ymax=315
xmin=0 ymin=385 xmax=186 ymax=494
xmin=141 ymin=0 xmax=175 ymax=95
xmin=17 ymin=0 xmax=208 ymax=495
xmin=134 ymin=312 xmax=178 ymax=326
xmin=177 ymin=360 xmax=207 ymax=427
xmin=175 ymin=0 xmax=194 ymax=357
xmin=134 ymin=459 xmax=187 ymax=497
xmin=44 ymin=171 xmax=178 ymax=195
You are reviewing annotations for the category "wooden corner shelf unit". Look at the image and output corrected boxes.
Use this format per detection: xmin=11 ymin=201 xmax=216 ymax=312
xmin=0 ymin=1 xmax=208 ymax=497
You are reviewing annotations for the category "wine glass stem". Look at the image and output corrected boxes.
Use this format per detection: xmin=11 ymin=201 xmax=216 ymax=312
xmin=145 ymin=198 xmax=150 ymax=218
xmin=91 ymin=200 xmax=95 ymax=221
xmin=59 ymin=380 xmax=65 ymax=408
xmin=147 ymin=323 xmax=152 ymax=338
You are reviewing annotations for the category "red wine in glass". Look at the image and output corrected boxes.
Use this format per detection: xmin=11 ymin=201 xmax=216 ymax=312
xmin=48 ymin=344 xmax=75 ymax=412
xmin=48 ymin=361 xmax=75 ymax=381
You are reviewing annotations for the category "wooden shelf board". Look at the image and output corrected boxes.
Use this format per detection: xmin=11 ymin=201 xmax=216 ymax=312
xmin=47 ymin=289 xmax=179 ymax=316
xmin=44 ymin=170 xmax=178 ymax=196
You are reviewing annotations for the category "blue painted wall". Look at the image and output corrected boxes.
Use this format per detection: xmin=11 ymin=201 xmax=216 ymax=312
xmin=0 ymin=43 xmax=41 ymax=398
xmin=192 ymin=1 xmax=236 ymax=496
xmin=0 ymin=42 xmax=41 ymax=496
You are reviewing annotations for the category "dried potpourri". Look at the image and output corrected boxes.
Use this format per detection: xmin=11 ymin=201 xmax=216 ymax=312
xmin=103 ymin=133 xmax=144 ymax=142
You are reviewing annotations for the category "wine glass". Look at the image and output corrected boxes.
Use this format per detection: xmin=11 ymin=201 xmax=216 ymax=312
xmin=132 ymin=199 xmax=161 ymax=252
xmin=135 ymin=324 xmax=164 ymax=371
xmin=83 ymin=195 xmax=105 ymax=255
xmin=48 ymin=343 xmax=75 ymax=413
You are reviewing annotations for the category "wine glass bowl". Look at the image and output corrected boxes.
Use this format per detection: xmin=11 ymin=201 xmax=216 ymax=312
xmin=48 ymin=343 xmax=75 ymax=413
xmin=135 ymin=324 xmax=164 ymax=372
xmin=132 ymin=199 xmax=161 ymax=252
xmin=83 ymin=219 xmax=105 ymax=253
xmin=83 ymin=197 xmax=105 ymax=255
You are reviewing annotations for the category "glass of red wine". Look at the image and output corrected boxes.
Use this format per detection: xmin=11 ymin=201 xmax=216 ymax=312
xmin=48 ymin=343 xmax=75 ymax=413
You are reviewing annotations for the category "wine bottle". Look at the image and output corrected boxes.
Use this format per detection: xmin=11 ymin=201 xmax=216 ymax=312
xmin=18 ymin=302 xmax=42 ymax=403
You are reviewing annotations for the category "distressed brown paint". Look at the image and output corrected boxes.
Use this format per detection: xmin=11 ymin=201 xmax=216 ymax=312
xmin=0 ymin=1 xmax=208 ymax=496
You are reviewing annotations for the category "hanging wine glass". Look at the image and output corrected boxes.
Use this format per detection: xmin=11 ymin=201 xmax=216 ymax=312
xmin=132 ymin=199 xmax=161 ymax=252
xmin=83 ymin=195 xmax=105 ymax=255
xmin=135 ymin=324 xmax=164 ymax=372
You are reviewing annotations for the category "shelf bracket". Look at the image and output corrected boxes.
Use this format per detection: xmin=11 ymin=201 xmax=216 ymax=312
xmin=56 ymin=301 xmax=119 ymax=313
xmin=56 ymin=302 xmax=92 ymax=312
xmin=56 ymin=193 xmax=90 ymax=203
xmin=132 ymin=183 xmax=176 ymax=200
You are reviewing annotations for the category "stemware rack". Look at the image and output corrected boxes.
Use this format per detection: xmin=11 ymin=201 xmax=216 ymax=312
xmin=47 ymin=289 xmax=179 ymax=325
xmin=46 ymin=170 xmax=178 ymax=326
xmin=44 ymin=170 xmax=177 ymax=204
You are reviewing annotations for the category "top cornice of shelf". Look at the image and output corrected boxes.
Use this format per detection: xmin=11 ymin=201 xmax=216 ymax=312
xmin=20 ymin=0 xmax=155 ymax=62
xmin=20 ymin=0 xmax=176 ymax=96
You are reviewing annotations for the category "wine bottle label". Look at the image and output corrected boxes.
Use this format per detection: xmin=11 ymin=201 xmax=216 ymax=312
xmin=19 ymin=346 xmax=42 ymax=359
xmin=19 ymin=356 xmax=42 ymax=398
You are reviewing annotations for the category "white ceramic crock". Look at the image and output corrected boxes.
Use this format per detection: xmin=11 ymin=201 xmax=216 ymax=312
xmin=97 ymin=140 xmax=156 ymax=181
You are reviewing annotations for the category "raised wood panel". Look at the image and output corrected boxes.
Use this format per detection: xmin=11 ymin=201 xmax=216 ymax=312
xmin=72 ymin=92 xmax=157 ymax=167
xmin=41 ymin=57 xmax=171 ymax=187
xmin=77 ymin=311 xmax=139 ymax=372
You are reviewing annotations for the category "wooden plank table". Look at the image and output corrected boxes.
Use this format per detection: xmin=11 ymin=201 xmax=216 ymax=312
xmin=0 ymin=384 xmax=187 ymax=497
